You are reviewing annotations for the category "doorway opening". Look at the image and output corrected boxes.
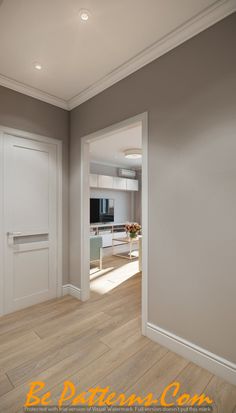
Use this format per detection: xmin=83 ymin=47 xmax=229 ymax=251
xmin=80 ymin=113 xmax=148 ymax=334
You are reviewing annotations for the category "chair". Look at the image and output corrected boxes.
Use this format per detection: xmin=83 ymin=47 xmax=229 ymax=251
xmin=90 ymin=236 xmax=103 ymax=270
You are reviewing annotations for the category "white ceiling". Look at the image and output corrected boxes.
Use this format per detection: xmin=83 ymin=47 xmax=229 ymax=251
xmin=90 ymin=122 xmax=142 ymax=168
xmin=0 ymin=0 xmax=234 ymax=109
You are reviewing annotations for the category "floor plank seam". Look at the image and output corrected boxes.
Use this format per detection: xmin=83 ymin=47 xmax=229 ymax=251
xmin=48 ymin=339 xmax=149 ymax=396
xmin=164 ymin=359 xmax=191 ymax=388
xmin=32 ymin=329 xmax=44 ymax=340
xmin=4 ymin=371 xmax=15 ymax=390
xmin=203 ymin=373 xmax=215 ymax=393
xmin=123 ymin=349 xmax=171 ymax=394
xmin=5 ymin=343 xmax=112 ymax=390
xmin=172 ymin=360 xmax=191 ymax=379
xmin=98 ymin=340 xmax=112 ymax=351
xmin=47 ymin=346 xmax=113 ymax=395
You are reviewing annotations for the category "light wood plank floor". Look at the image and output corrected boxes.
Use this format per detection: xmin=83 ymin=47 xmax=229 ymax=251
xmin=0 ymin=257 xmax=235 ymax=412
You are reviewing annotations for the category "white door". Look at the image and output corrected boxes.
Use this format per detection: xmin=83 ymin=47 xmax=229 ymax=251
xmin=3 ymin=134 xmax=59 ymax=313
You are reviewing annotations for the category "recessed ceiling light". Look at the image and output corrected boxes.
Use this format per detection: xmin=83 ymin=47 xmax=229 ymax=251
xmin=79 ymin=9 xmax=90 ymax=22
xmin=124 ymin=149 xmax=142 ymax=159
xmin=34 ymin=63 xmax=42 ymax=71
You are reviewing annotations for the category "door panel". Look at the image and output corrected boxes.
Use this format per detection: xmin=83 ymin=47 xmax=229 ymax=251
xmin=8 ymin=144 xmax=49 ymax=230
xmin=13 ymin=248 xmax=49 ymax=300
xmin=3 ymin=134 xmax=58 ymax=313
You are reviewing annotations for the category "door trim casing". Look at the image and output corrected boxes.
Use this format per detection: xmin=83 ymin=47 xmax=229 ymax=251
xmin=80 ymin=112 xmax=148 ymax=335
xmin=0 ymin=125 xmax=63 ymax=316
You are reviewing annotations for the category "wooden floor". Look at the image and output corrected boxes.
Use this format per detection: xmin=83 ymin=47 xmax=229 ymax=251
xmin=0 ymin=257 xmax=236 ymax=412
xmin=90 ymin=254 xmax=140 ymax=294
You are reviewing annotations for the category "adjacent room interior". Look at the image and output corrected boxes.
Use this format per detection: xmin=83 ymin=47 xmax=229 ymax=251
xmin=88 ymin=122 xmax=142 ymax=296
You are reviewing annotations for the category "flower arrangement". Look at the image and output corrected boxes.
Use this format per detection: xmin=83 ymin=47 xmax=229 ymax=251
xmin=125 ymin=223 xmax=141 ymax=239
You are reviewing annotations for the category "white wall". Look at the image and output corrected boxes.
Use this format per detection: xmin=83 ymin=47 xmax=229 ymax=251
xmin=90 ymin=162 xmax=117 ymax=177
xmin=90 ymin=162 xmax=134 ymax=223
xmin=134 ymin=170 xmax=142 ymax=224
xmin=90 ymin=188 xmax=133 ymax=224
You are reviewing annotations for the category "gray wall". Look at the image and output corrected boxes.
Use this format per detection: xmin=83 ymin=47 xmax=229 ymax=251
xmin=0 ymin=86 xmax=70 ymax=283
xmin=70 ymin=13 xmax=236 ymax=364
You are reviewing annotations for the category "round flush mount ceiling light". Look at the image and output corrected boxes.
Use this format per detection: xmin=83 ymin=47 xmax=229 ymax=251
xmin=124 ymin=149 xmax=142 ymax=159
xmin=34 ymin=63 xmax=42 ymax=71
xmin=79 ymin=9 xmax=90 ymax=21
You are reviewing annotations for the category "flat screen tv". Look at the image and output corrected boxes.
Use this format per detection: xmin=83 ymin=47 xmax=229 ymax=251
xmin=90 ymin=198 xmax=114 ymax=223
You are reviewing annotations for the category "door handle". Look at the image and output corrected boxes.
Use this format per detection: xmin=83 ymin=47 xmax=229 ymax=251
xmin=7 ymin=232 xmax=22 ymax=237
xmin=7 ymin=232 xmax=49 ymax=246
xmin=7 ymin=232 xmax=22 ymax=246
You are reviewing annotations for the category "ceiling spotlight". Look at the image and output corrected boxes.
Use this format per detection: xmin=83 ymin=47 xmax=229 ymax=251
xmin=79 ymin=9 xmax=90 ymax=22
xmin=34 ymin=63 xmax=42 ymax=71
xmin=124 ymin=149 xmax=142 ymax=159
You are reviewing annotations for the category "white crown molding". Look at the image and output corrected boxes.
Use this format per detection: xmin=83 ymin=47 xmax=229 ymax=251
xmin=0 ymin=74 xmax=68 ymax=110
xmin=0 ymin=0 xmax=235 ymax=111
xmin=68 ymin=0 xmax=236 ymax=110
xmin=146 ymin=322 xmax=236 ymax=386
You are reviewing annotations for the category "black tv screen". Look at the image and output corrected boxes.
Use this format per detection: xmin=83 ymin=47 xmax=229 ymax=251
xmin=90 ymin=198 xmax=114 ymax=223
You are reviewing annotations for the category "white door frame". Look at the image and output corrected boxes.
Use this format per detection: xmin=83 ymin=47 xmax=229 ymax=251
xmin=80 ymin=112 xmax=148 ymax=334
xmin=0 ymin=125 xmax=63 ymax=316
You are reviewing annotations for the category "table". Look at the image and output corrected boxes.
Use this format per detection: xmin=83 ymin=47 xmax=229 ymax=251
xmin=112 ymin=235 xmax=141 ymax=262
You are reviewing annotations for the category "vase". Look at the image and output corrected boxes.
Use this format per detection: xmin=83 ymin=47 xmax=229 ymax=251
xmin=129 ymin=232 xmax=137 ymax=239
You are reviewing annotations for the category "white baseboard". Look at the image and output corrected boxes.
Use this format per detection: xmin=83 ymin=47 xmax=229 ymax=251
xmin=62 ymin=284 xmax=81 ymax=300
xmin=146 ymin=322 xmax=236 ymax=386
